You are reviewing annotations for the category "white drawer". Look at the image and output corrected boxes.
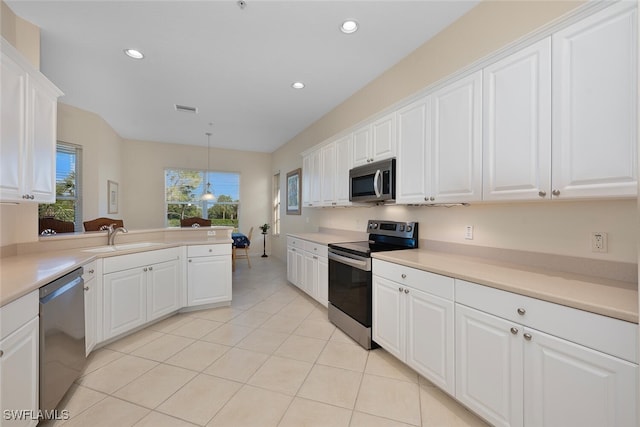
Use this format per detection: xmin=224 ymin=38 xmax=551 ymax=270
xmin=103 ymin=247 xmax=181 ymax=274
xmin=187 ymin=244 xmax=231 ymax=257
xmin=456 ymin=279 xmax=639 ymax=363
xmin=82 ymin=260 xmax=97 ymax=282
xmin=373 ymin=259 xmax=454 ymax=300
xmin=303 ymin=241 xmax=328 ymax=258
xmin=0 ymin=290 xmax=38 ymax=339
xmin=287 ymin=236 xmax=301 ymax=248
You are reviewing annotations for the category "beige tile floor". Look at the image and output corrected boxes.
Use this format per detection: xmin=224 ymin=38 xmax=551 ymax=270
xmin=52 ymin=257 xmax=489 ymax=427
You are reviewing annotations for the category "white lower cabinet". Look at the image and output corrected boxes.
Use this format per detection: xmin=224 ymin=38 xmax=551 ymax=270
xmin=455 ymin=280 xmax=638 ymax=427
xmin=0 ymin=291 xmax=39 ymax=427
xmin=456 ymin=304 xmax=523 ymax=427
xmin=186 ymin=244 xmax=232 ymax=306
xmin=102 ymin=248 xmax=181 ymax=341
xmin=286 ymin=236 xmax=329 ymax=307
xmin=372 ymin=259 xmax=455 ymax=395
xmin=82 ymin=261 xmax=97 ymax=355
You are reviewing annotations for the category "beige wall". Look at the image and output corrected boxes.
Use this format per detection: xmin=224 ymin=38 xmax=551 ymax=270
xmin=121 ymin=140 xmax=272 ymax=255
xmin=271 ymin=0 xmax=639 ymax=264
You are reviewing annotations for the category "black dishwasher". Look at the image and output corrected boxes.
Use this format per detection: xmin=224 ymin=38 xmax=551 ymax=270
xmin=39 ymin=267 xmax=86 ymax=412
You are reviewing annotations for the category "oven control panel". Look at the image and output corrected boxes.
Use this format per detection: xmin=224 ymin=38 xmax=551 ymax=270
xmin=367 ymin=220 xmax=418 ymax=239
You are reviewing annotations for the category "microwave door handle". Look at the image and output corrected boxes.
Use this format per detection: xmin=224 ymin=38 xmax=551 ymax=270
xmin=374 ymin=169 xmax=381 ymax=198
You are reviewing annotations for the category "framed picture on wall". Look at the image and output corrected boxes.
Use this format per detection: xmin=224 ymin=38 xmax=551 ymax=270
xmin=286 ymin=168 xmax=301 ymax=215
xmin=108 ymin=180 xmax=119 ymax=214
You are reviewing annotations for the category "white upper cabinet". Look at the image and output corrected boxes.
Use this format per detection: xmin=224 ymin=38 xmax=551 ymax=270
xmin=334 ymin=134 xmax=353 ymax=205
xmin=0 ymin=39 xmax=62 ymax=203
xmin=431 ymin=70 xmax=483 ymax=203
xmin=396 ymin=71 xmax=482 ymax=204
xmin=320 ymin=142 xmax=336 ymax=206
xmin=483 ymin=38 xmax=552 ymax=201
xmin=352 ymin=112 xmax=396 ymax=167
xmin=396 ymin=96 xmax=431 ymax=204
xmin=302 ymin=148 xmax=322 ymax=207
xmin=552 ymin=1 xmax=638 ymax=199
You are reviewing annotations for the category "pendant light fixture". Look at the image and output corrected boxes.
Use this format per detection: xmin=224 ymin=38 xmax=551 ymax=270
xmin=201 ymin=131 xmax=215 ymax=201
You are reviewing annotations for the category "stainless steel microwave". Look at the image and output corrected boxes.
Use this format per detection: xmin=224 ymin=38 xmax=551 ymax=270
xmin=349 ymin=158 xmax=396 ymax=203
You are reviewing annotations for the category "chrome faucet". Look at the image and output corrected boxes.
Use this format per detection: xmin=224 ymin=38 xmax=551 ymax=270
xmin=107 ymin=224 xmax=128 ymax=245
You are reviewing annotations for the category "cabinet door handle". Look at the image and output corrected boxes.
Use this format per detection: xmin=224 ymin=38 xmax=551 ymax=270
xmin=188 ymin=259 xmax=192 ymax=262
xmin=510 ymin=327 xmax=518 ymax=335
xmin=404 ymin=289 xmax=409 ymax=294
xmin=143 ymin=267 xmax=148 ymax=272
xmin=517 ymin=308 xmax=526 ymax=316
xmin=149 ymin=266 xmax=153 ymax=271
xmin=398 ymin=287 xmax=403 ymax=292
xmin=313 ymin=256 xmax=318 ymax=260
xmin=552 ymin=189 xmax=560 ymax=197
xmin=429 ymin=196 xmax=435 ymax=201
xmin=88 ymin=269 xmax=95 ymax=274
xmin=523 ymin=333 xmax=532 ymax=341
xmin=401 ymin=274 xmax=406 ymax=279
xmin=538 ymin=191 xmax=546 ymax=198
xmin=0 ymin=350 xmax=3 ymax=357
xmin=84 ymin=286 xmax=89 ymax=291
xmin=209 ymin=249 xmax=213 ymax=252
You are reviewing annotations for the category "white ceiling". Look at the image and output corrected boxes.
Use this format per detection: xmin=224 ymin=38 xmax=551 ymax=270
xmin=7 ymin=0 xmax=479 ymax=152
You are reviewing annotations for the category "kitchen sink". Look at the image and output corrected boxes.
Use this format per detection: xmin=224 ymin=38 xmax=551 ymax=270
xmin=82 ymin=242 xmax=165 ymax=253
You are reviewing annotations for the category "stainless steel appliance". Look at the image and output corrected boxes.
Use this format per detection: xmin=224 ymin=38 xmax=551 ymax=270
xmin=349 ymin=158 xmax=396 ymax=203
xmin=39 ymin=268 xmax=86 ymax=412
xmin=328 ymin=220 xmax=418 ymax=349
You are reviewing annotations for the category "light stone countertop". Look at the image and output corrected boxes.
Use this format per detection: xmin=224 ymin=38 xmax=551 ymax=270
xmin=287 ymin=231 xmax=637 ymax=323
xmin=373 ymin=249 xmax=638 ymax=324
xmin=0 ymin=237 xmax=232 ymax=308
xmin=287 ymin=232 xmax=365 ymax=245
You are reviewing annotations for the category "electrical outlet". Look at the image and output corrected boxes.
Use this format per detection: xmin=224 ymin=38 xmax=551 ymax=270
xmin=465 ymin=225 xmax=474 ymax=240
xmin=591 ymin=232 xmax=608 ymax=253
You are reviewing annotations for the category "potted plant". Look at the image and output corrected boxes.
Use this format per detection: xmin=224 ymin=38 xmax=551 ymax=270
xmin=259 ymin=223 xmax=270 ymax=257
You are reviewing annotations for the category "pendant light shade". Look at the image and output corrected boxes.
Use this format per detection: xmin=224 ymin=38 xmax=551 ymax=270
xmin=201 ymin=131 xmax=215 ymax=201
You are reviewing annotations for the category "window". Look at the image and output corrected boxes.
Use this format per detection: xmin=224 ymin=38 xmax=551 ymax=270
xmin=38 ymin=142 xmax=82 ymax=232
xmin=272 ymin=172 xmax=280 ymax=235
xmin=165 ymin=168 xmax=240 ymax=228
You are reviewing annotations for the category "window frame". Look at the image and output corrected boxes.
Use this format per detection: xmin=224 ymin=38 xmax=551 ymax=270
xmin=164 ymin=168 xmax=241 ymax=228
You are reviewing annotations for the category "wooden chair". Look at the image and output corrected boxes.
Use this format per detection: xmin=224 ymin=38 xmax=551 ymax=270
xmin=39 ymin=217 xmax=75 ymax=235
xmin=233 ymin=226 xmax=253 ymax=270
xmin=180 ymin=217 xmax=211 ymax=228
xmin=83 ymin=217 xmax=124 ymax=231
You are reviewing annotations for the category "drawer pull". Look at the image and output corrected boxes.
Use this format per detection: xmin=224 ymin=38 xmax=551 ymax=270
xmin=143 ymin=267 xmax=148 ymax=272
xmin=84 ymin=286 xmax=89 ymax=291
xmin=398 ymin=287 xmax=403 ymax=292
xmin=0 ymin=350 xmax=3 ymax=357
xmin=88 ymin=269 xmax=95 ymax=274
xmin=517 ymin=308 xmax=526 ymax=316
xmin=149 ymin=266 xmax=153 ymax=271
xmin=404 ymin=289 xmax=409 ymax=294
xmin=188 ymin=259 xmax=192 ymax=262
xmin=401 ymin=274 xmax=406 ymax=279
xmin=510 ymin=327 xmax=518 ymax=335
xmin=523 ymin=333 xmax=532 ymax=341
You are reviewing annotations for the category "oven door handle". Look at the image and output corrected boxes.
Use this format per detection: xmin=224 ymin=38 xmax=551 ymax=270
xmin=328 ymin=251 xmax=370 ymax=271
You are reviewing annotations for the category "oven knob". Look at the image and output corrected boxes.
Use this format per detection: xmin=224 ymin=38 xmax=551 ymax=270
xmin=372 ymin=223 xmax=378 ymax=229
xmin=406 ymin=226 xmax=412 ymax=232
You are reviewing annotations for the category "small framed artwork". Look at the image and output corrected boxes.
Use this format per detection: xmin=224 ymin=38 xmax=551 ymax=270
xmin=286 ymin=168 xmax=301 ymax=215
xmin=108 ymin=180 xmax=119 ymax=214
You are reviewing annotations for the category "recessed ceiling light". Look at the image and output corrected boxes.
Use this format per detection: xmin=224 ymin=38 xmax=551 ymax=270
xmin=123 ymin=49 xmax=144 ymax=59
xmin=340 ymin=20 xmax=359 ymax=34
xmin=291 ymin=82 xmax=305 ymax=89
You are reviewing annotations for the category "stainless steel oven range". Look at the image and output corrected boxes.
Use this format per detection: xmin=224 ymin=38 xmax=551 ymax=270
xmin=327 ymin=220 xmax=418 ymax=349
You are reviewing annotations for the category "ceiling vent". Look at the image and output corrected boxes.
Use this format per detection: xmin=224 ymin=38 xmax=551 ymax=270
xmin=174 ymin=104 xmax=198 ymax=114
